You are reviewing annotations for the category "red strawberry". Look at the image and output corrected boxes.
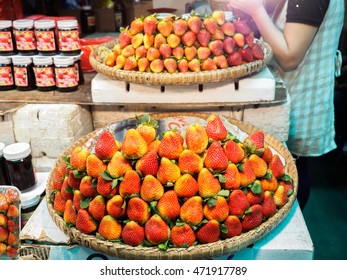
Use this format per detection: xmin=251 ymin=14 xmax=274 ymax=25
xmin=157 ymin=18 xmax=173 ymax=37
xmin=185 ymin=123 xmax=209 ymax=154
xmin=79 ymin=175 xmax=97 ymax=198
xmin=201 ymin=57 xmax=217 ymax=71
xmin=86 ymin=154 xmax=107 ymax=179
xmin=241 ymin=204 xmax=263 ymax=231
xmin=143 ymin=15 xmax=158 ymax=35
xmin=122 ymin=221 xmax=145 ymax=246
xmin=223 ymin=140 xmax=244 ymax=164
xmin=239 ymin=158 xmax=257 ymax=187
xmin=222 ymin=215 xmax=242 ymax=238
xmin=234 ymin=21 xmax=251 ymax=36
xmin=223 ymin=36 xmax=236 ymax=54
xmin=130 ymin=17 xmax=144 ymax=35
xmin=140 ymin=174 xmax=164 ymax=202
xmin=180 ymin=196 xmax=204 ymax=226
xmin=204 ymin=141 xmax=228 ymax=172
xmin=127 ymin=197 xmax=151 ymax=224
xmin=157 ymin=190 xmax=180 ymax=221
xmin=269 ymin=154 xmax=285 ymax=178
xmin=145 ymin=214 xmax=170 ymax=245
xmin=239 ymin=47 xmax=253 ymax=63
xmin=198 ymin=168 xmax=221 ymax=198
xmin=174 ymin=173 xmax=199 ymax=198
xmin=63 ymin=199 xmax=77 ymax=226
xmin=95 ymin=130 xmax=118 ymax=160
xmin=243 ymin=131 xmax=265 ymax=156
xmin=249 ymin=154 xmax=268 ymax=178
xmin=159 ymin=43 xmax=172 ymax=58
xmin=197 ymin=29 xmax=211 ymax=47
xmin=98 ymin=215 xmax=122 ymax=240
xmin=223 ymin=163 xmax=241 ymax=190
xmin=187 ymin=15 xmax=203 ymax=34
xmin=156 ymin=157 xmax=181 ymax=186
xmin=279 ymin=179 xmax=294 ymax=197
xmin=53 ymin=191 xmax=66 ymax=214
xmin=106 ymin=194 xmax=126 ymax=219
xmin=88 ymin=194 xmax=106 ymax=221
xmin=246 ymin=186 xmax=264 ymax=205
xmin=157 ymin=129 xmax=184 ymax=160
xmin=96 ymin=175 xmax=117 ymax=198
xmin=178 ymin=58 xmax=189 ymax=73
xmin=60 ymin=177 xmax=73 ymax=201
xmin=76 ymin=209 xmax=97 ymax=234
xmin=196 ymin=219 xmax=220 ymax=244
xmin=170 ymin=224 xmax=196 ymax=247
xmin=205 ymin=114 xmax=228 ymax=141
xmin=72 ymin=189 xmax=84 ymax=211
xmin=227 ymin=52 xmax=242 ymax=66
xmin=262 ymin=191 xmax=277 ymax=218
xmin=203 ymin=17 xmax=218 ymax=35
xmin=252 ymin=43 xmax=265 ymax=60
xmin=173 ymin=18 xmax=189 ymax=36
xmin=178 ymin=149 xmax=203 ymax=175
xmin=70 ymin=146 xmax=90 ymax=172
xmin=122 ymin=128 xmax=148 ymax=159
xmin=261 ymin=146 xmax=273 ymax=164
xmin=118 ymin=169 xmax=141 ymax=197
xmin=203 ymin=195 xmax=229 ymax=222
xmin=208 ymin=40 xmax=224 ymax=56
xmin=228 ymin=189 xmax=250 ymax=216
xmin=67 ymin=170 xmax=81 ymax=189
xmin=181 ymin=30 xmax=197 ymax=47
xmin=119 ymin=28 xmax=132 ymax=48
xmin=221 ymin=22 xmax=235 ymax=36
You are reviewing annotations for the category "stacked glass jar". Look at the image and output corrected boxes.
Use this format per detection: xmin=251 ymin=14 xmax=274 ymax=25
xmin=0 ymin=19 xmax=84 ymax=92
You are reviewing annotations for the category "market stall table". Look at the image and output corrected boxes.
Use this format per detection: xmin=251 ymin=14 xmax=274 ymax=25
xmin=18 ymin=173 xmax=314 ymax=260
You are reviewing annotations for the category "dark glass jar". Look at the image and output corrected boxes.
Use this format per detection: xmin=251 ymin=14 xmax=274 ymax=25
xmin=0 ymin=56 xmax=16 ymax=91
xmin=34 ymin=19 xmax=58 ymax=56
xmin=33 ymin=56 xmax=56 ymax=91
xmin=71 ymin=54 xmax=84 ymax=85
xmin=0 ymin=20 xmax=17 ymax=56
xmin=81 ymin=5 xmax=96 ymax=34
xmin=54 ymin=56 xmax=78 ymax=92
xmin=0 ymin=142 xmax=11 ymax=185
xmin=12 ymin=56 xmax=36 ymax=91
xmin=3 ymin=142 xmax=37 ymax=192
xmin=57 ymin=20 xmax=81 ymax=55
xmin=13 ymin=19 xmax=37 ymax=55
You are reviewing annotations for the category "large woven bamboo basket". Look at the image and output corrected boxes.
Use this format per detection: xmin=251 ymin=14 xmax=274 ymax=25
xmin=46 ymin=113 xmax=297 ymax=260
xmin=89 ymin=39 xmax=273 ymax=86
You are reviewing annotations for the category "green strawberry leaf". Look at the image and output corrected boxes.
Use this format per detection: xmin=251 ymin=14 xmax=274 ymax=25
xmin=220 ymin=223 xmax=228 ymax=234
xmin=217 ymin=189 xmax=230 ymax=197
xmin=80 ymin=197 xmax=92 ymax=209
xmin=175 ymin=221 xmax=186 ymax=227
xmin=237 ymin=163 xmax=244 ymax=172
xmin=100 ymin=170 xmax=114 ymax=181
xmin=279 ymin=173 xmax=292 ymax=182
xmin=244 ymin=206 xmax=252 ymax=215
xmin=65 ymin=186 xmax=74 ymax=193
xmin=73 ymin=169 xmax=86 ymax=179
xmin=149 ymin=201 xmax=158 ymax=213
xmin=207 ymin=197 xmax=217 ymax=207
xmin=263 ymin=170 xmax=272 ymax=180
xmin=218 ymin=174 xmax=226 ymax=183
xmin=250 ymin=181 xmax=262 ymax=194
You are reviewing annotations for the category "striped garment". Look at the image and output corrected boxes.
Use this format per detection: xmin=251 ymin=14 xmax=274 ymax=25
xmin=273 ymin=0 xmax=345 ymax=156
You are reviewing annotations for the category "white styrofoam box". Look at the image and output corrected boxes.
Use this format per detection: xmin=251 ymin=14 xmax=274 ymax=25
xmin=91 ymin=67 xmax=276 ymax=104
xmin=0 ymin=116 xmax=15 ymax=145
xmin=19 ymin=173 xmax=314 ymax=260
xmin=243 ymin=93 xmax=291 ymax=142
xmin=13 ymin=104 xmax=94 ymax=158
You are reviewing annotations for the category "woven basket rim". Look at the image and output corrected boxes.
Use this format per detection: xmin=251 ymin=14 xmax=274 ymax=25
xmin=89 ymin=39 xmax=273 ymax=86
xmin=46 ymin=112 xmax=297 ymax=260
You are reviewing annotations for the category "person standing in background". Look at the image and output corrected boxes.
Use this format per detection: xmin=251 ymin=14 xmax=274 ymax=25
xmin=227 ymin=0 xmax=345 ymax=209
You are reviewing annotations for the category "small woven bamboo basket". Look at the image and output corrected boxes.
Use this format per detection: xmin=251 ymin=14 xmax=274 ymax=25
xmin=46 ymin=113 xmax=298 ymax=260
xmin=89 ymin=40 xmax=273 ymax=86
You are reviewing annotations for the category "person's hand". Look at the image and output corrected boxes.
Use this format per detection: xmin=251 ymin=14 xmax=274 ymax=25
xmin=228 ymin=0 xmax=265 ymax=18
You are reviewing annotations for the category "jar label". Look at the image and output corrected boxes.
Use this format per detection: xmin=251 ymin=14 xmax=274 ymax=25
xmin=55 ymin=66 xmax=78 ymax=88
xmin=74 ymin=62 xmax=80 ymax=82
xmin=58 ymin=30 xmax=80 ymax=52
xmin=35 ymin=30 xmax=56 ymax=51
xmin=0 ymin=66 xmax=14 ymax=86
xmin=13 ymin=66 xmax=28 ymax=87
xmin=0 ymin=31 xmax=14 ymax=51
xmin=14 ymin=30 xmax=36 ymax=51
xmin=87 ymin=16 xmax=96 ymax=27
xmin=34 ymin=66 xmax=55 ymax=87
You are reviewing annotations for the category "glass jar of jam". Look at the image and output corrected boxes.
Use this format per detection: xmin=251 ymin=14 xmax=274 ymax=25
xmin=0 ymin=142 xmax=11 ymax=185
xmin=0 ymin=56 xmax=16 ymax=91
xmin=0 ymin=20 xmax=17 ymax=56
xmin=13 ymin=19 xmax=37 ymax=55
xmin=3 ymin=142 xmax=37 ymax=192
xmin=71 ymin=54 xmax=84 ymax=85
xmin=12 ymin=56 xmax=36 ymax=91
xmin=33 ymin=56 xmax=56 ymax=91
xmin=34 ymin=19 xmax=58 ymax=56
xmin=57 ymin=20 xmax=81 ymax=55
xmin=54 ymin=56 xmax=78 ymax=92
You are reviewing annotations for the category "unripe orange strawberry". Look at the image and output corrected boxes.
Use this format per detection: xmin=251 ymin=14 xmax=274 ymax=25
xmin=70 ymin=146 xmax=90 ymax=171
xmin=196 ymin=219 xmax=220 ymax=244
xmin=178 ymin=149 xmax=203 ymax=175
xmin=140 ymin=174 xmax=164 ymax=202
xmin=158 ymin=129 xmax=184 ymax=160
xmin=145 ymin=214 xmax=170 ymax=245
xmin=228 ymin=189 xmax=250 ymax=216
xmin=98 ymin=215 xmax=122 ymax=241
xmin=53 ymin=191 xmax=66 ymax=214
xmin=279 ymin=179 xmax=294 ymax=197
xmin=136 ymin=124 xmax=157 ymax=145
xmin=86 ymin=154 xmax=107 ymax=179
xmin=76 ymin=209 xmax=97 ymax=234
xmin=174 ymin=173 xmax=199 ymax=198
xmin=246 ymin=186 xmax=264 ymax=205
xmin=107 ymin=151 xmax=132 ymax=179
xmin=127 ymin=197 xmax=150 ymax=224
xmin=106 ymin=194 xmax=126 ymax=219
xmin=170 ymin=223 xmax=196 ymax=247
xmin=147 ymin=139 xmax=161 ymax=153
xmin=6 ymin=204 xmax=19 ymax=218
xmin=260 ymin=175 xmax=278 ymax=192
xmin=223 ymin=163 xmax=241 ymax=190
xmin=180 ymin=196 xmax=204 ymax=226
xmin=0 ymin=194 xmax=9 ymax=212
xmin=0 ymin=213 xmax=7 ymax=227
xmin=241 ymin=204 xmax=263 ymax=231
xmin=0 ymin=243 xmax=6 ymax=254
xmin=95 ymin=130 xmax=118 ymax=160
xmin=157 ymin=190 xmax=180 ymax=221
xmin=79 ymin=175 xmax=97 ymax=198
xmin=204 ymin=141 xmax=228 ymax=172
xmin=269 ymin=154 xmax=285 ymax=178
xmin=262 ymin=191 xmax=277 ymax=218
xmin=221 ymin=215 xmax=242 ymax=238
xmin=249 ymin=154 xmax=268 ymax=178
xmin=273 ymin=184 xmax=288 ymax=207
xmin=135 ymin=150 xmax=159 ymax=177
xmin=88 ymin=194 xmax=106 ymax=221
xmin=63 ymin=199 xmax=77 ymax=226
xmin=205 ymin=114 xmax=228 ymax=141
xmin=239 ymin=158 xmax=256 ymax=187
xmin=72 ymin=189 xmax=84 ymax=211
xmin=96 ymin=175 xmax=117 ymax=198
xmin=119 ymin=170 xmax=141 ymax=198
xmin=185 ymin=123 xmax=209 ymax=154
xmin=198 ymin=168 xmax=221 ymax=198
xmin=122 ymin=220 xmax=145 ymax=246
xmin=203 ymin=196 xmax=229 ymax=222
xmin=157 ymin=157 xmax=181 ymax=186
xmin=223 ymin=140 xmax=245 ymax=164
xmin=121 ymin=128 xmax=148 ymax=159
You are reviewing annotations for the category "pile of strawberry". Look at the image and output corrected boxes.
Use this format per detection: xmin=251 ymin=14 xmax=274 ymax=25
xmin=49 ymin=114 xmax=294 ymax=250
xmin=97 ymin=10 xmax=265 ymax=73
